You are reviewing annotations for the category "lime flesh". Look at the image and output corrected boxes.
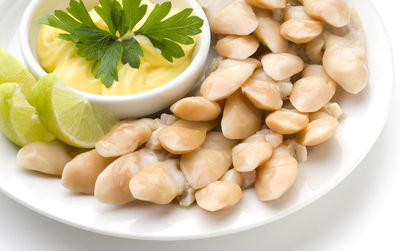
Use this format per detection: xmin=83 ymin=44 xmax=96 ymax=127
xmin=0 ymin=83 xmax=54 ymax=146
xmin=34 ymin=74 xmax=117 ymax=148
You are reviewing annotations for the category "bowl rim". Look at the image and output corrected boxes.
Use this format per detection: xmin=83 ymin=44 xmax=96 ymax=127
xmin=19 ymin=0 xmax=211 ymax=103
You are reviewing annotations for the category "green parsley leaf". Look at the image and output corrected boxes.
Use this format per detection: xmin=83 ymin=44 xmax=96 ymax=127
xmin=135 ymin=2 xmax=203 ymax=61
xmin=37 ymin=0 xmax=203 ymax=88
xmin=95 ymin=42 xmax=123 ymax=88
xmin=121 ymin=38 xmax=143 ymax=69
xmin=121 ymin=0 xmax=147 ymax=36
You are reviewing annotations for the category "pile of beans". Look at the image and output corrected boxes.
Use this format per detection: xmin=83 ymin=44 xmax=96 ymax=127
xmin=16 ymin=0 xmax=368 ymax=212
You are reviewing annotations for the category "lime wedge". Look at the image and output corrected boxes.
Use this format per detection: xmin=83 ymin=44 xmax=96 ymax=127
xmin=34 ymin=74 xmax=117 ymax=148
xmin=0 ymin=83 xmax=54 ymax=146
xmin=0 ymin=48 xmax=36 ymax=104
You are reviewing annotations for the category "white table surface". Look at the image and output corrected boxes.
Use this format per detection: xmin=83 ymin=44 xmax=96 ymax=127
xmin=1 ymin=0 xmax=399 ymax=250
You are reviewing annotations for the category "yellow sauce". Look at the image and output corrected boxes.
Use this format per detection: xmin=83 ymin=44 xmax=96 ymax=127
xmin=36 ymin=0 xmax=196 ymax=96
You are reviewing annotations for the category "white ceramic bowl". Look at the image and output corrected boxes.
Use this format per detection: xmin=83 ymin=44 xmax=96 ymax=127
xmin=19 ymin=0 xmax=210 ymax=119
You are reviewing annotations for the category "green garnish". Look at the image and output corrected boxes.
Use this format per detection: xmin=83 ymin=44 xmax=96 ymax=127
xmin=38 ymin=0 xmax=203 ymax=88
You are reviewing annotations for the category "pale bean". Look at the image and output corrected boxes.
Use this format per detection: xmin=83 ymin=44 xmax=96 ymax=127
xmin=180 ymin=132 xmax=237 ymax=189
xmin=221 ymin=91 xmax=262 ymax=140
xmin=266 ymin=110 xmax=309 ymax=134
xmin=297 ymin=116 xmax=339 ymax=146
xmin=246 ymin=0 xmax=286 ymax=9
xmin=276 ymin=81 xmax=293 ymax=99
xmin=157 ymin=120 xmax=216 ymax=154
xmin=216 ymin=35 xmax=259 ymax=60
xmin=323 ymin=33 xmax=368 ymax=94
xmin=232 ymin=141 xmax=273 ymax=172
xmin=129 ymin=160 xmax=185 ymax=204
xmin=290 ymin=66 xmax=336 ymax=112
xmin=195 ymin=181 xmax=242 ymax=212
xmin=200 ymin=58 xmax=260 ymax=101
xmin=309 ymin=111 xmax=331 ymax=121
xmin=242 ymin=78 xmax=283 ymax=111
xmin=61 ymin=150 xmax=115 ymax=195
xmin=16 ymin=141 xmax=74 ymax=176
xmin=255 ymin=146 xmax=298 ymax=201
xmin=305 ymin=36 xmax=324 ymax=63
xmin=221 ymin=169 xmax=243 ymax=187
xmin=208 ymin=0 xmax=259 ymax=35
xmin=281 ymin=19 xmax=323 ymax=44
xmin=262 ymin=129 xmax=284 ymax=148
xmin=170 ymin=97 xmax=221 ymax=122
xmin=95 ymin=119 xmax=155 ymax=157
xmin=254 ymin=17 xmax=288 ymax=53
xmin=284 ymin=6 xmax=313 ymax=21
xmin=303 ymin=0 xmax=350 ymax=27
xmin=252 ymin=68 xmax=274 ymax=82
xmin=261 ymin=53 xmax=304 ymax=81
xmin=94 ymin=149 xmax=166 ymax=205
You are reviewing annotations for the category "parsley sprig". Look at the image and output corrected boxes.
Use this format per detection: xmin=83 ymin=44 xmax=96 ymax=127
xmin=38 ymin=0 xmax=203 ymax=88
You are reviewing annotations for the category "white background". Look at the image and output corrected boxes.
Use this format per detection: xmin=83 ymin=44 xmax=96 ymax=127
xmin=0 ymin=0 xmax=399 ymax=250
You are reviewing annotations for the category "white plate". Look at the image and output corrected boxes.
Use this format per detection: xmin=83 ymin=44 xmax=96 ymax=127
xmin=0 ymin=0 xmax=393 ymax=240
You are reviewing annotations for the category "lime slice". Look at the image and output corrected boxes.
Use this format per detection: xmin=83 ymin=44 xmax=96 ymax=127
xmin=0 ymin=83 xmax=54 ymax=146
xmin=0 ymin=48 xmax=36 ymax=104
xmin=34 ymin=74 xmax=117 ymax=148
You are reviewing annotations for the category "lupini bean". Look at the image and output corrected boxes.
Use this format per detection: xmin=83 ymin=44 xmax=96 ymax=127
xmin=200 ymin=58 xmax=260 ymax=101
xmin=290 ymin=65 xmax=336 ymax=113
xmin=280 ymin=19 xmax=323 ymax=44
xmin=261 ymin=53 xmax=304 ymax=81
xmin=281 ymin=6 xmax=323 ymax=44
xmin=170 ymin=97 xmax=221 ymax=122
xmin=129 ymin=160 xmax=185 ymax=205
xmin=221 ymin=169 xmax=243 ymax=187
xmin=216 ymin=35 xmax=259 ymax=60
xmin=254 ymin=17 xmax=288 ymax=53
xmin=95 ymin=119 xmax=155 ymax=157
xmin=265 ymin=110 xmax=309 ymax=134
xmin=303 ymin=0 xmax=350 ymax=28
xmin=208 ymin=0 xmax=259 ymax=35
xmin=305 ymin=36 xmax=324 ymax=64
xmin=297 ymin=116 xmax=339 ymax=146
xmin=251 ymin=68 xmax=274 ymax=82
xmin=276 ymin=80 xmax=293 ymax=99
xmin=16 ymin=141 xmax=74 ymax=176
xmin=180 ymin=132 xmax=237 ymax=189
xmin=94 ymin=149 xmax=167 ymax=205
xmin=232 ymin=139 xmax=273 ymax=172
xmin=157 ymin=120 xmax=216 ymax=154
xmin=61 ymin=150 xmax=115 ymax=195
xmin=221 ymin=91 xmax=261 ymax=140
xmin=255 ymin=145 xmax=298 ymax=201
xmin=257 ymin=129 xmax=283 ymax=148
xmin=195 ymin=181 xmax=242 ymax=212
xmin=322 ymin=12 xmax=368 ymax=94
xmin=246 ymin=0 xmax=286 ymax=9
xmin=242 ymin=78 xmax=283 ymax=111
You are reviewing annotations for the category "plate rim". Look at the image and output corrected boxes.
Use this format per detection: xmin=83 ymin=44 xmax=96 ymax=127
xmin=0 ymin=0 xmax=394 ymax=241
